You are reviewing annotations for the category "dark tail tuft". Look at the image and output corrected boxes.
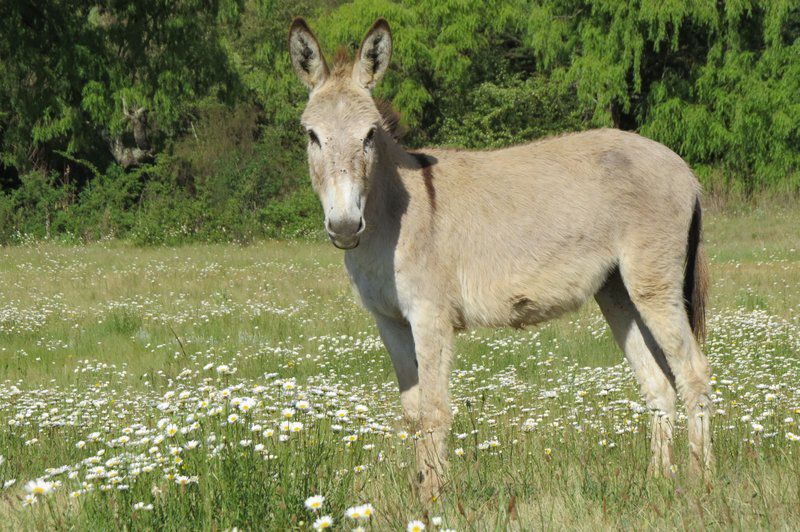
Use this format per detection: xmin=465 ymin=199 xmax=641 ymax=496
xmin=684 ymin=197 xmax=708 ymax=343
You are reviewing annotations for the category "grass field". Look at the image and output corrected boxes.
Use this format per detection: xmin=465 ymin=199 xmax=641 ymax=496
xmin=1 ymin=206 xmax=799 ymax=530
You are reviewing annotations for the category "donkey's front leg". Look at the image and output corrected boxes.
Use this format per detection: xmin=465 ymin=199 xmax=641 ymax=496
xmin=409 ymin=306 xmax=454 ymax=502
xmin=373 ymin=314 xmax=420 ymax=423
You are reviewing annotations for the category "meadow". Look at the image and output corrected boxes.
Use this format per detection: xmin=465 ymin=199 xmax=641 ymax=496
xmin=1 ymin=206 xmax=799 ymax=531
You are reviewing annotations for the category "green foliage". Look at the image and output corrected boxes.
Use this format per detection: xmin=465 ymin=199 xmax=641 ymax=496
xmin=0 ymin=0 xmax=798 ymax=245
xmin=521 ymin=0 xmax=800 ymax=190
xmin=642 ymin=40 xmax=800 ymax=193
xmin=71 ymin=165 xmax=145 ymax=240
xmin=434 ymin=74 xmax=585 ymax=148
xmin=0 ymin=1 xmax=243 ymax=172
xmin=261 ymin=186 xmax=323 ymax=239
xmin=0 ymin=170 xmax=76 ymax=243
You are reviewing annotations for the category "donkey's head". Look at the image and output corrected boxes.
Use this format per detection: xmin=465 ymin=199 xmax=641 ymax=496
xmin=289 ymin=18 xmax=392 ymax=249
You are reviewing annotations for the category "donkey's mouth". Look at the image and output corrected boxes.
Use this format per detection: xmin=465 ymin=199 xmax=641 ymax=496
xmin=329 ymin=235 xmax=360 ymax=250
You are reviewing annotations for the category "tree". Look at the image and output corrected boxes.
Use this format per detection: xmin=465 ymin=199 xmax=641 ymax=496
xmin=521 ymin=0 xmax=800 ymax=189
xmin=0 ymin=0 xmax=798 ymax=244
xmin=0 ymin=0 xmax=243 ymax=177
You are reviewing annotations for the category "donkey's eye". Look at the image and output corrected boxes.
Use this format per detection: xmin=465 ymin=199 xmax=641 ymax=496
xmin=363 ymin=127 xmax=376 ymax=150
xmin=307 ymin=130 xmax=320 ymax=146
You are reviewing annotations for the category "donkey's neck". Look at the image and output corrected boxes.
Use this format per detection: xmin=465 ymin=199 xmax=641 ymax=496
xmin=353 ymin=135 xmax=415 ymax=255
xmin=368 ymin=138 xmax=414 ymax=222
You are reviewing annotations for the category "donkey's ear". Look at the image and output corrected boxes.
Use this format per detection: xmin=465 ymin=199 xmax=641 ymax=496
xmin=289 ymin=18 xmax=329 ymax=91
xmin=353 ymin=18 xmax=392 ymax=90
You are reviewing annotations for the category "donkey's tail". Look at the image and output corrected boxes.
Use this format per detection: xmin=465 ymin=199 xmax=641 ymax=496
xmin=684 ymin=197 xmax=708 ymax=344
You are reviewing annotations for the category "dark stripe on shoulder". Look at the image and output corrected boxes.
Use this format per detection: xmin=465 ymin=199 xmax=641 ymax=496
xmin=412 ymin=153 xmax=436 ymax=210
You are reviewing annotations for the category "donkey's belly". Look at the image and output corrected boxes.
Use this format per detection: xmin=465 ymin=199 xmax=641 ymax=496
xmin=462 ymin=285 xmax=586 ymax=329
xmin=457 ymin=256 xmax=615 ymax=329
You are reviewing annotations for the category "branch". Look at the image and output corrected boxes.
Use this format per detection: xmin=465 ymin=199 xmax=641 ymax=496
xmin=102 ymin=95 xmax=153 ymax=167
xmin=101 ymin=129 xmax=152 ymax=169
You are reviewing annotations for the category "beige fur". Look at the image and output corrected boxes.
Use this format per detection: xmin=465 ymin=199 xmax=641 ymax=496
xmin=289 ymin=18 xmax=714 ymax=501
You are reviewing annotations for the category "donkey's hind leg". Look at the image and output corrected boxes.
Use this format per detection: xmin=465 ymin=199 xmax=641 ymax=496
xmin=596 ymin=270 xmax=677 ymax=476
xmin=619 ymin=259 xmax=713 ymax=476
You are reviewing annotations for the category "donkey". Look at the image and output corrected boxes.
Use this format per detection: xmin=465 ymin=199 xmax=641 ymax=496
xmin=289 ymin=18 xmax=713 ymax=500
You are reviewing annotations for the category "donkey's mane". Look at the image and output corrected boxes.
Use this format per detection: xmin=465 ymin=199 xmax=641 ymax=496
xmin=331 ymin=47 xmax=405 ymax=140
xmin=375 ymin=98 xmax=404 ymax=140
xmin=331 ymin=47 xmax=353 ymax=77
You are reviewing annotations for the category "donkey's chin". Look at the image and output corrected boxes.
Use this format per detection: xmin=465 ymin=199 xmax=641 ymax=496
xmin=329 ymin=235 xmax=360 ymax=250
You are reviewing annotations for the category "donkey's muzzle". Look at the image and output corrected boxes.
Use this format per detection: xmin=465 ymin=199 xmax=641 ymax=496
xmin=326 ymin=216 xmax=365 ymax=250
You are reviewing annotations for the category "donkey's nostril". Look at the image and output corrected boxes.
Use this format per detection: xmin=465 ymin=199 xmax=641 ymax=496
xmin=327 ymin=217 xmax=361 ymax=237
